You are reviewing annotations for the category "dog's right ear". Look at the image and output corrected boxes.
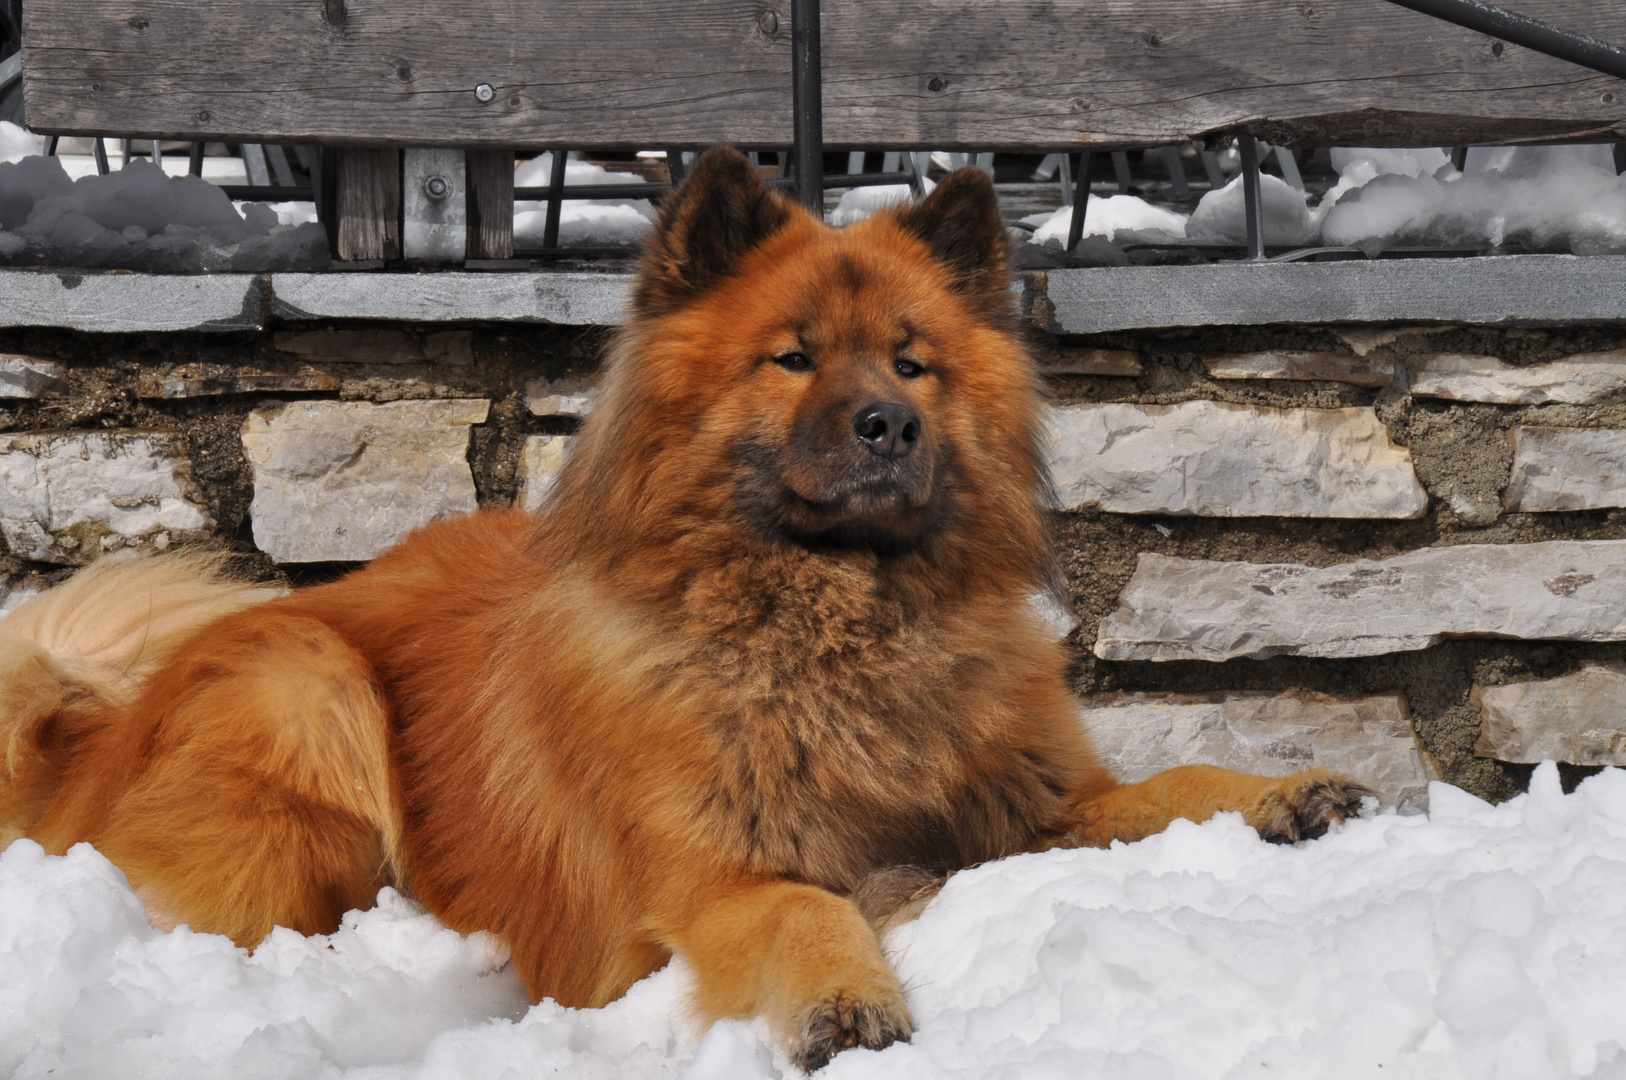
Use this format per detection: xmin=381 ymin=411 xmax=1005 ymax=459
xmin=634 ymin=148 xmax=797 ymax=317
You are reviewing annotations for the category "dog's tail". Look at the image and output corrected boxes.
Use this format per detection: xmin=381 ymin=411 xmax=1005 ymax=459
xmin=0 ymin=552 xmax=284 ymax=846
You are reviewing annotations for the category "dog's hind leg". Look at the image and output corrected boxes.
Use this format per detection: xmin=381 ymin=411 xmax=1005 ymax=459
xmin=654 ymin=877 xmax=914 ymax=1073
xmin=32 ymin=609 xmax=402 ymax=947
xmin=1060 ymin=765 xmax=1377 ymax=848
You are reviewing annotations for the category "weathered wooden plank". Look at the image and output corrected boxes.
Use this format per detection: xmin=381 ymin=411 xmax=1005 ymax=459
xmin=332 ymin=147 xmax=400 ymax=262
xmin=466 ymin=149 xmax=514 ymax=261
xmin=22 ymin=1 xmax=1626 ymax=149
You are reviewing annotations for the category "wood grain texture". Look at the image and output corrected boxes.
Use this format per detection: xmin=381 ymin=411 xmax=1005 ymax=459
xmin=21 ymin=1 xmax=1626 ymax=148
xmin=466 ymin=149 xmax=514 ymax=261
xmin=333 ymin=147 xmax=400 ymax=262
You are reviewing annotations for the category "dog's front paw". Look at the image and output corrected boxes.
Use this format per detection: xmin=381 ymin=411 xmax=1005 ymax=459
xmin=1253 ymin=770 xmax=1377 ymax=844
xmin=792 ymin=987 xmax=912 ymax=1073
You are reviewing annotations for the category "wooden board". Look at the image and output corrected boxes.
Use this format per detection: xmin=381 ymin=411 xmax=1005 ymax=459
xmin=22 ymin=0 xmax=1626 ymax=149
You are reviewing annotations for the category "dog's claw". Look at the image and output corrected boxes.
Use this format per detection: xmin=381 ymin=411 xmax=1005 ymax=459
xmin=792 ymin=990 xmax=913 ymax=1072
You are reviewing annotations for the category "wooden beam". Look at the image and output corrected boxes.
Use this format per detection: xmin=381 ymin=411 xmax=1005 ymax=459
xmin=465 ymin=149 xmax=514 ymax=261
xmin=21 ymin=1 xmax=1626 ymax=149
xmin=331 ymin=147 xmax=400 ymax=262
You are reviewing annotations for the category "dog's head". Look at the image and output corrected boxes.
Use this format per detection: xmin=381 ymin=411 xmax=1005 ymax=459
xmin=574 ymin=148 xmax=1049 ymax=572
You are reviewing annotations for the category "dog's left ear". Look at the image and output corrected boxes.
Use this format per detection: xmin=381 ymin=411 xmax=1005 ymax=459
xmin=895 ymin=168 xmax=1013 ymax=321
xmin=635 ymin=147 xmax=797 ymax=317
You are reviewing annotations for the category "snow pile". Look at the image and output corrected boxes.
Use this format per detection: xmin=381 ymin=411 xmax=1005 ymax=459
xmin=1321 ymin=145 xmax=1626 ymax=255
xmin=0 ymin=157 xmax=327 ymax=272
xmin=828 ymin=177 xmax=938 ymax=227
xmin=1025 ymin=144 xmax=1626 ymax=255
xmin=513 ymin=153 xmax=656 ymax=249
xmin=0 ymin=120 xmax=44 ymax=165
xmin=1024 ymin=193 xmax=1188 ymax=246
xmin=5 ymin=762 xmax=1626 ymax=1078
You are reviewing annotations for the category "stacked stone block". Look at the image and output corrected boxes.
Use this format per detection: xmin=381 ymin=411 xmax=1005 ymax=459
xmin=1 ymin=297 xmax=1624 ymax=806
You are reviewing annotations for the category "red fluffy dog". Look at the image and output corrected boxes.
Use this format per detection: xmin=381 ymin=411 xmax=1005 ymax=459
xmin=0 ymin=150 xmax=1370 ymax=1071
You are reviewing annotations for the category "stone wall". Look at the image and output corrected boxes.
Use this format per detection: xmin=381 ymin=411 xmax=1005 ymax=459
xmin=3 ymin=313 xmax=1624 ymax=806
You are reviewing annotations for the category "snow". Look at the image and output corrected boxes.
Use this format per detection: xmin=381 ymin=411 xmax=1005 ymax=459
xmin=512 ymin=153 xmax=656 ymax=248
xmin=0 ymin=120 xmax=44 ymax=165
xmin=1023 ymin=193 xmax=1187 ymax=246
xmin=1026 ymin=144 xmax=1626 ymax=255
xmin=6 ymin=762 xmax=1626 ymax=1079
xmin=0 ymin=156 xmax=326 ymax=271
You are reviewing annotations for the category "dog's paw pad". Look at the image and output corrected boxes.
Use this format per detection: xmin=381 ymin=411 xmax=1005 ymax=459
xmin=1258 ymin=773 xmax=1378 ymax=844
xmin=792 ymin=990 xmax=912 ymax=1072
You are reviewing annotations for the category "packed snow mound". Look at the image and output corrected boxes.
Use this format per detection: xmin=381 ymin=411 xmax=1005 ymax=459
xmin=1322 ymin=144 xmax=1626 ymax=255
xmin=1024 ymin=193 xmax=1188 ymax=245
xmin=0 ymin=157 xmax=327 ymax=272
xmin=513 ymin=153 xmax=656 ymax=248
xmin=828 ymin=177 xmax=936 ymax=226
xmin=1188 ymin=171 xmax=1317 ymax=247
xmin=0 ymin=120 xmax=44 ymax=165
xmin=5 ymin=762 xmax=1626 ymax=1078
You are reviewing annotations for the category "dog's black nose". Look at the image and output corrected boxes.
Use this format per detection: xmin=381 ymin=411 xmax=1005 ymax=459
xmin=852 ymin=402 xmax=921 ymax=459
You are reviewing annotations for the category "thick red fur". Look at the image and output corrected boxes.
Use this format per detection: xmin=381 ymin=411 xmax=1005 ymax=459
xmin=3 ymin=149 xmax=1373 ymax=1072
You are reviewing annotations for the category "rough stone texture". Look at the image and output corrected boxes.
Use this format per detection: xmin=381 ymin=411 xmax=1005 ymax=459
xmin=0 ymin=271 xmax=263 ymax=332
xmin=525 ymin=375 xmax=599 ymax=419
xmin=1029 ymin=590 xmax=1079 ymax=641
xmin=0 ymin=431 xmax=214 ymax=564
xmin=1474 ymin=663 xmax=1626 ymax=766
xmin=1201 ymin=350 xmax=1393 ymax=387
xmin=270 ymin=272 xmax=632 ymax=326
xmin=242 ymin=399 xmax=490 ymax=563
xmin=0 ymin=355 xmax=68 ymax=398
xmin=137 ymin=371 xmax=343 ymax=399
xmin=1081 ymin=691 xmax=1435 ymax=813
xmin=1045 ymin=401 xmax=1427 ymax=519
xmin=1504 ymin=426 xmax=1626 ymax=512
xmin=1409 ymin=351 xmax=1626 ymax=405
xmin=515 ymin=434 xmax=570 ymax=512
xmin=1040 ymin=348 xmax=1142 ymax=377
xmin=1044 ymin=256 xmax=1626 ymax=334
xmin=1096 ymin=540 xmax=1626 ymax=662
xmin=273 ymin=329 xmax=474 ymax=366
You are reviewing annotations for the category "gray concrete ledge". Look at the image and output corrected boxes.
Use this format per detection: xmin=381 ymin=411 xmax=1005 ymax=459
xmin=270 ymin=272 xmax=632 ymax=325
xmin=0 ymin=271 xmax=263 ymax=332
xmin=4 ymin=257 xmax=1626 ymax=333
xmin=1042 ymin=255 xmax=1626 ymax=334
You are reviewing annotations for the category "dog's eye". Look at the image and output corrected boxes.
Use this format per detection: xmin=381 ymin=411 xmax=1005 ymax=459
xmin=894 ymin=358 xmax=926 ymax=378
xmin=774 ymin=352 xmax=815 ymax=372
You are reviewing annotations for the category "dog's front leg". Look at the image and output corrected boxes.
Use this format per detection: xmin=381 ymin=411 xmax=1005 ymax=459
xmin=655 ymin=877 xmax=913 ymax=1072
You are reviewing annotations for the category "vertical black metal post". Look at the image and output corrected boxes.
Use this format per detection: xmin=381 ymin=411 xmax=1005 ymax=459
xmin=1240 ymin=135 xmax=1265 ymax=260
xmin=541 ymin=149 xmax=568 ymax=251
xmin=188 ymin=142 xmax=205 ymax=176
xmin=791 ymin=0 xmax=824 ymax=217
xmin=1066 ymin=152 xmax=1094 ymax=253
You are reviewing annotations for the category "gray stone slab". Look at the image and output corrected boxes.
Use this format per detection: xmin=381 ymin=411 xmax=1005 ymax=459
xmin=1045 ymin=401 xmax=1427 ymax=519
xmin=273 ymin=329 xmax=474 ymax=365
xmin=1202 ymin=350 xmax=1394 ymax=387
xmin=1410 ymin=351 xmax=1626 ymax=405
xmin=1040 ymin=348 xmax=1143 ymax=377
xmin=0 ymin=271 xmax=263 ymax=332
xmin=243 ymin=399 xmax=489 ymax=563
xmin=270 ymin=272 xmax=632 ymax=325
xmin=1044 ymin=256 xmax=1626 ymax=334
xmin=1095 ymin=540 xmax=1626 ymax=662
xmin=1504 ymin=426 xmax=1626 ymax=512
xmin=1474 ymin=663 xmax=1626 ymax=766
xmin=1081 ymin=690 xmax=1435 ymax=813
xmin=0 ymin=355 xmax=68 ymax=398
xmin=515 ymin=434 xmax=571 ymax=512
xmin=0 ymin=430 xmax=214 ymax=564
xmin=524 ymin=376 xmax=599 ymax=419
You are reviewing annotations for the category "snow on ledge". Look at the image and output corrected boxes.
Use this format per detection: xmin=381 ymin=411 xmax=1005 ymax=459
xmin=4 ymin=763 xmax=1626 ymax=1077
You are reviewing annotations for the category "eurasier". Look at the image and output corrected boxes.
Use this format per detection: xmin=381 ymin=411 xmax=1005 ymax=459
xmin=0 ymin=149 xmax=1372 ymax=1071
